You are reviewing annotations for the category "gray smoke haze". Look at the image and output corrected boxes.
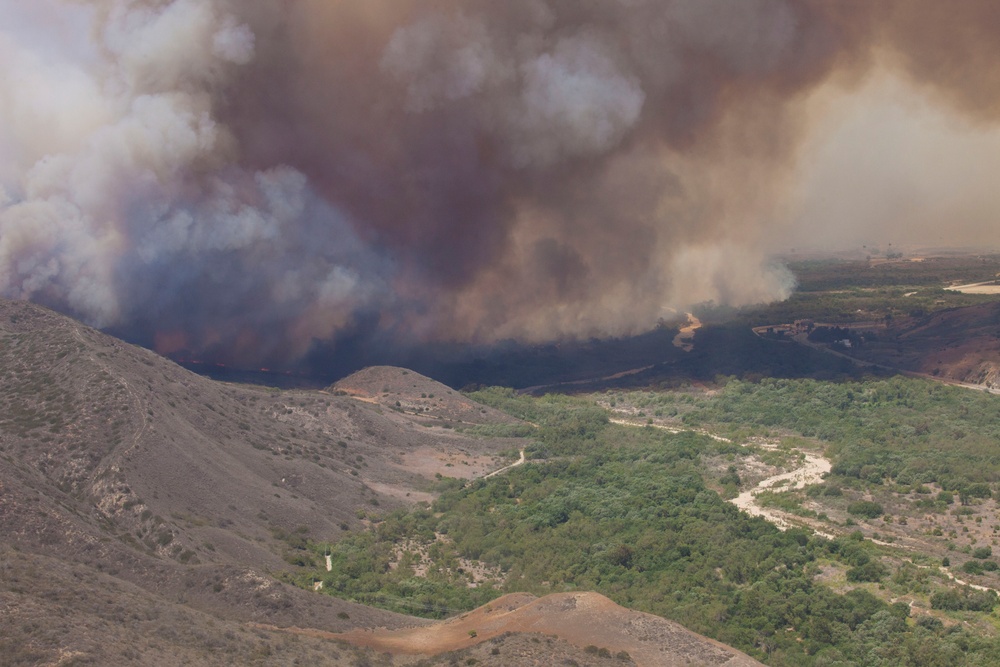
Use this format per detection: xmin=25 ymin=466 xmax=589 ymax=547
xmin=1 ymin=0 xmax=999 ymax=364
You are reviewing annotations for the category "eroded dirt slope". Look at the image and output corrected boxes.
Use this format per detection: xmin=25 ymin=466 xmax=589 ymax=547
xmin=336 ymin=592 xmax=763 ymax=667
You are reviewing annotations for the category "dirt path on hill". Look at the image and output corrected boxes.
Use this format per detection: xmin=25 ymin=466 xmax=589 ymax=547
xmin=73 ymin=328 xmax=149 ymax=453
xmin=482 ymin=449 xmax=525 ymax=479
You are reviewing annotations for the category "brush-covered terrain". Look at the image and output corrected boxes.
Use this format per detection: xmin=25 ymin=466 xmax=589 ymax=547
xmin=293 ymin=383 xmax=1000 ymax=666
xmin=281 ymin=256 xmax=1000 ymax=666
xmin=0 ymin=298 xmax=761 ymax=666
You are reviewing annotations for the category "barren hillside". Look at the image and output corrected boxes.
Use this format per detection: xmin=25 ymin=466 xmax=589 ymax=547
xmin=0 ymin=299 xmax=523 ymax=664
xmin=333 ymin=365 xmax=523 ymax=426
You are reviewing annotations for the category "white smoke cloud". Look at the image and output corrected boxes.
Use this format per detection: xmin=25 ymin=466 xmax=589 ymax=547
xmin=510 ymin=34 xmax=646 ymax=167
xmin=213 ymin=17 xmax=255 ymax=65
xmin=0 ymin=0 xmax=384 ymax=360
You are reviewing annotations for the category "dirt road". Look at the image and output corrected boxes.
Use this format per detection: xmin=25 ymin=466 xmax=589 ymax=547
xmin=482 ymin=450 xmax=525 ymax=480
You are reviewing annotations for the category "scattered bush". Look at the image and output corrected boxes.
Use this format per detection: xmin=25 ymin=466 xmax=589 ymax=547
xmin=847 ymin=501 xmax=884 ymax=519
xmin=847 ymin=560 xmax=888 ymax=583
xmin=931 ymin=589 xmax=998 ymax=612
xmin=916 ymin=617 xmax=944 ymax=632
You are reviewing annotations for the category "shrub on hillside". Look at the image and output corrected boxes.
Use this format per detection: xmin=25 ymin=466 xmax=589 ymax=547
xmin=847 ymin=560 xmax=888 ymax=583
xmin=847 ymin=501 xmax=884 ymax=519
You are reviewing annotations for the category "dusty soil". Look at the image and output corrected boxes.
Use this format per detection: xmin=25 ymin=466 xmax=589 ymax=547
xmin=335 ymin=592 xmax=763 ymax=667
xmin=399 ymin=445 xmax=509 ymax=480
xmin=0 ymin=299 xmax=535 ymax=666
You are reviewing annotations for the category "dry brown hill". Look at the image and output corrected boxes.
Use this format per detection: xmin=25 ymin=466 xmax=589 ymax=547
xmin=0 ymin=299 xmax=526 ymax=665
xmin=333 ymin=365 xmax=523 ymax=426
xmin=0 ymin=300 xmax=522 ymax=567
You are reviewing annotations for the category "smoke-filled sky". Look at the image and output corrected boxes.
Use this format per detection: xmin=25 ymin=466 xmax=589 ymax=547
xmin=2 ymin=0 xmax=1000 ymax=366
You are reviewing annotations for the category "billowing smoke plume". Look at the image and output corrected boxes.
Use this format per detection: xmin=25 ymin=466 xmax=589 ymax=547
xmin=1 ymin=0 xmax=998 ymax=365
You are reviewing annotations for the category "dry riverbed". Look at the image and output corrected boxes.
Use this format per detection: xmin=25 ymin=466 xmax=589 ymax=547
xmin=608 ymin=414 xmax=831 ymax=534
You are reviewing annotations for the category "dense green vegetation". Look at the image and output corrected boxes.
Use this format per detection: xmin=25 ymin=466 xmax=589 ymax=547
xmin=289 ymin=255 xmax=1000 ymax=666
xmin=295 ymin=388 xmax=1000 ymax=666
xmin=617 ymin=375 xmax=1000 ymax=486
xmin=677 ymin=376 xmax=1000 ymax=486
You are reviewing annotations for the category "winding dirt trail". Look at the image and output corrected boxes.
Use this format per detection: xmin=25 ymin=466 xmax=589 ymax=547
xmin=610 ymin=416 xmax=832 ymax=534
xmin=900 ymin=560 xmax=1000 ymax=595
xmin=610 ymin=414 xmax=1000 ymax=594
xmin=730 ymin=445 xmax=832 ymax=536
xmin=482 ymin=449 xmax=526 ymax=480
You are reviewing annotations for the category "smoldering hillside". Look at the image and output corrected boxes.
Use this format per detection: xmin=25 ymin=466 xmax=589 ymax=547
xmin=3 ymin=0 xmax=1000 ymax=367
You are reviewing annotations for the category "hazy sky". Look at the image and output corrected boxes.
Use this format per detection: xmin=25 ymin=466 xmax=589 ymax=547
xmin=779 ymin=72 xmax=1000 ymax=252
xmin=2 ymin=1 xmax=999 ymax=364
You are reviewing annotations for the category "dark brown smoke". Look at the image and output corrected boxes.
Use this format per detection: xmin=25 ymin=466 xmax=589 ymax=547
xmin=0 ymin=0 xmax=998 ymax=365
